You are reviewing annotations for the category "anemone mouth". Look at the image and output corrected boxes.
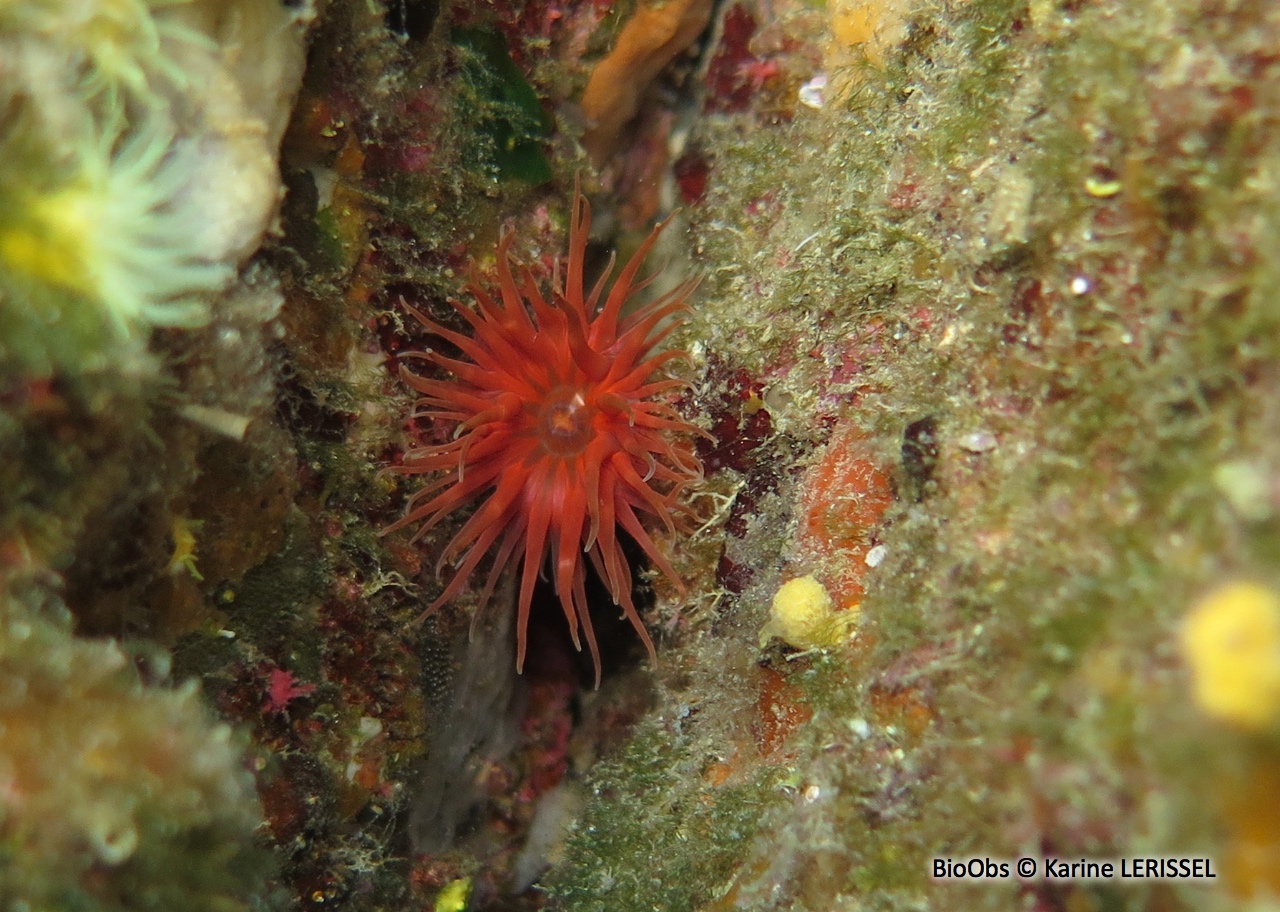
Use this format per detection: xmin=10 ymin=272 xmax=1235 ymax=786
xmin=536 ymin=385 xmax=596 ymax=457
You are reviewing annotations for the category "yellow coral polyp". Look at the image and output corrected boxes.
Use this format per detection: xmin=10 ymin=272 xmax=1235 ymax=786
xmin=760 ymin=575 xmax=859 ymax=651
xmin=0 ymin=113 xmax=232 ymax=340
xmin=1181 ymin=581 xmax=1280 ymax=730
xmin=1 ymin=187 xmax=109 ymax=302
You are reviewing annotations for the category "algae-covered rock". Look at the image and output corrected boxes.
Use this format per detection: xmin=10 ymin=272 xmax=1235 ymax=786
xmin=0 ymin=590 xmax=269 ymax=912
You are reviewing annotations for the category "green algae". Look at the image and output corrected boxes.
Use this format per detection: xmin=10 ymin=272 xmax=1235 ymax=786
xmin=453 ymin=27 xmax=555 ymax=185
xmin=546 ymin=722 xmax=788 ymax=912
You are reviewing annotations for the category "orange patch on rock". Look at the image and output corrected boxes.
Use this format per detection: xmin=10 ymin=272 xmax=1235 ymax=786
xmin=867 ymin=684 xmax=933 ymax=740
xmin=753 ymin=665 xmax=813 ymax=756
xmin=794 ymin=424 xmax=894 ymax=607
xmin=581 ymin=0 xmax=714 ymax=166
xmin=702 ymin=753 xmax=738 ymax=788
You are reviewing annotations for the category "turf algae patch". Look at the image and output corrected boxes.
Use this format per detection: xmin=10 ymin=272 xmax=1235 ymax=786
xmin=544 ymin=723 xmax=787 ymax=912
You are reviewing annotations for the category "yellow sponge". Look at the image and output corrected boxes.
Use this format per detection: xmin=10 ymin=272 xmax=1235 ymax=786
xmin=760 ymin=575 xmax=859 ymax=651
xmin=1181 ymin=581 xmax=1280 ymax=730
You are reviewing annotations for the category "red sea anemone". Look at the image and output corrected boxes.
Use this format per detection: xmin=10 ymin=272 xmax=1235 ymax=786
xmin=385 ymin=190 xmax=704 ymax=685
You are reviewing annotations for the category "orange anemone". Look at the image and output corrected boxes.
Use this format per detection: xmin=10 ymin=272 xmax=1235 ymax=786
xmin=386 ymin=190 xmax=705 ymax=685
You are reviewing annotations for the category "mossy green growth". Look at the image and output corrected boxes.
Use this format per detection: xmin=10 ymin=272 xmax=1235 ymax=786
xmin=545 ymin=722 xmax=786 ymax=912
xmin=452 ymin=27 xmax=554 ymax=185
xmin=0 ymin=589 xmax=270 ymax=912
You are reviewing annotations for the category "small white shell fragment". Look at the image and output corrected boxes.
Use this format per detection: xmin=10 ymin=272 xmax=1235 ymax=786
xmin=799 ymin=74 xmax=828 ymax=109
xmin=179 ymin=404 xmax=253 ymax=441
xmin=959 ymin=430 xmax=998 ymax=453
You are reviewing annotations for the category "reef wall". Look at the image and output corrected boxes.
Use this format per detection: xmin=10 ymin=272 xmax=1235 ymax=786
xmin=2 ymin=0 xmax=1278 ymax=911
